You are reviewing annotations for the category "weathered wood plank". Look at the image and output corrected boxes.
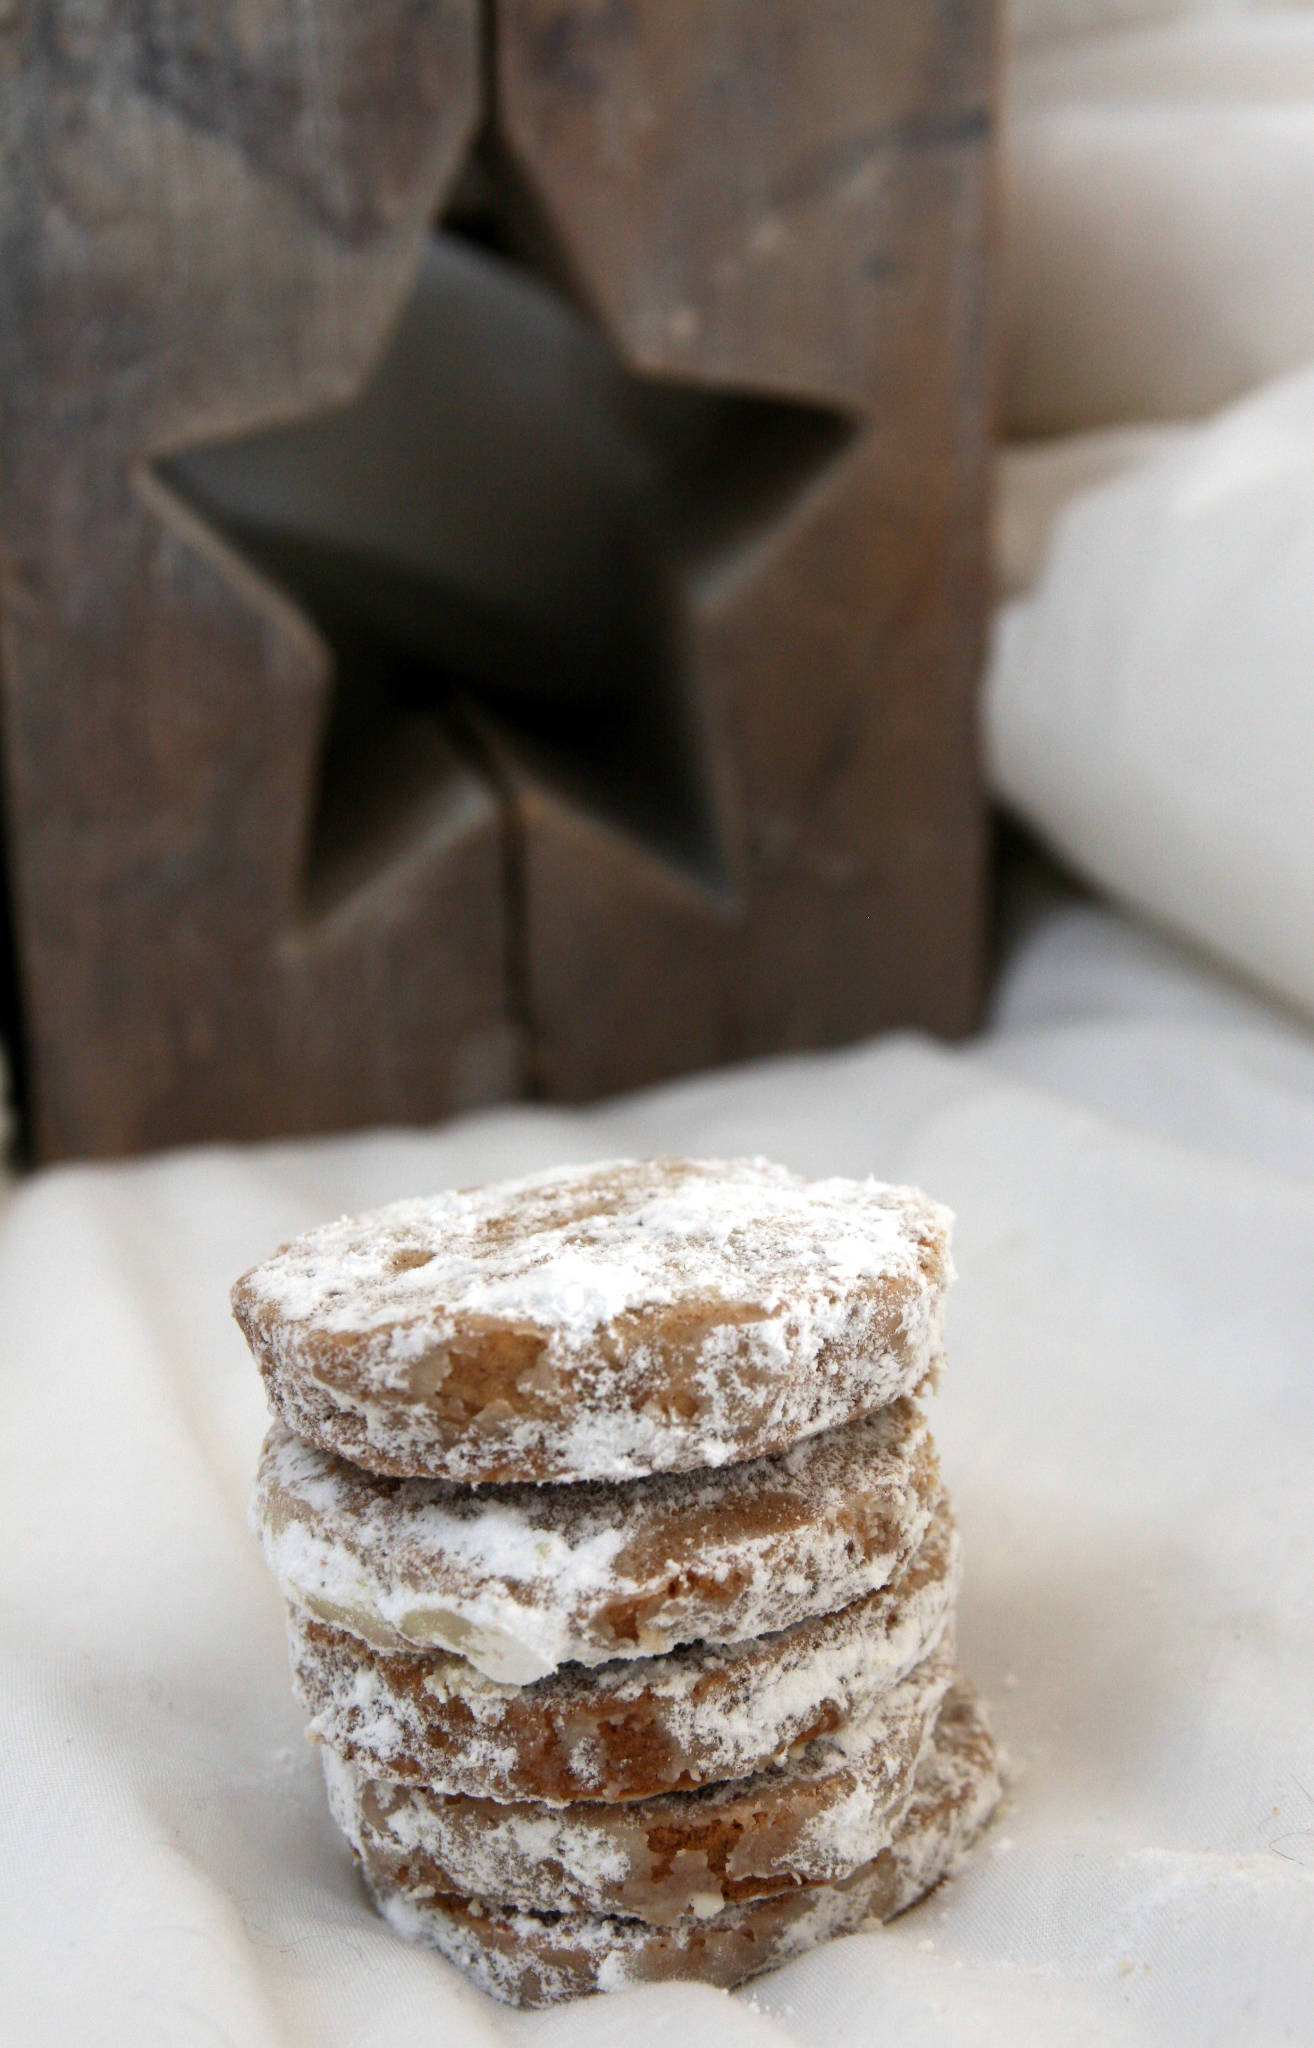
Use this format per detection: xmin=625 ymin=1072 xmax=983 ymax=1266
xmin=0 ymin=0 xmax=993 ymax=1158
xmin=497 ymin=0 xmax=994 ymax=1094
xmin=0 ymin=2 xmax=516 ymax=1158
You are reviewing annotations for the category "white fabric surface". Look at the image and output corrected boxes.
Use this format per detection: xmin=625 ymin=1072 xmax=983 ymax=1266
xmin=1003 ymin=13 xmax=1314 ymax=433
xmin=993 ymin=424 xmax=1192 ymax=598
xmin=991 ymin=1 xmax=1314 ymax=1038
xmin=988 ymin=364 xmax=1314 ymax=1024
xmin=1008 ymin=0 xmax=1307 ymax=52
xmin=4 ymin=876 xmax=1313 ymax=2046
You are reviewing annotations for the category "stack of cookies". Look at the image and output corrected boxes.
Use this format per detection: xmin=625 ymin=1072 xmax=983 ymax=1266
xmin=235 ymin=1157 xmax=998 ymax=2006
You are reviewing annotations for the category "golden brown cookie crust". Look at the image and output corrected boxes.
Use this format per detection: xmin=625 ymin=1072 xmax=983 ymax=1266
xmin=233 ymin=1158 xmax=952 ymax=1483
xmin=359 ymin=1678 xmax=1000 ymax=2006
xmin=288 ymin=1498 xmax=959 ymax=1802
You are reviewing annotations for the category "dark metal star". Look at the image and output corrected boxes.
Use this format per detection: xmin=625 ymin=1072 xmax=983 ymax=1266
xmin=159 ymin=127 xmax=851 ymax=904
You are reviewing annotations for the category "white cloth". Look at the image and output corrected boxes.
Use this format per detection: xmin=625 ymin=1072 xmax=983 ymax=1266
xmin=988 ymin=364 xmax=1314 ymax=1024
xmin=991 ymin=6 xmax=1314 ymax=1037
xmin=1003 ymin=13 xmax=1314 ymax=434
xmin=4 ymin=876 xmax=1313 ymax=2047
xmin=1007 ymin=0 xmax=1302 ymax=53
xmin=993 ymin=424 xmax=1192 ymax=598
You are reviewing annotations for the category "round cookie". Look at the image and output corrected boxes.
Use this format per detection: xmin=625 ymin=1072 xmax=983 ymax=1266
xmin=322 ymin=1634 xmax=955 ymax=1925
xmin=359 ymin=1678 xmax=1000 ymax=2006
xmin=233 ymin=1157 xmax=953 ymax=1483
xmin=289 ymin=1498 xmax=960 ymax=1802
xmin=254 ymin=1396 xmax=938 ymax=1683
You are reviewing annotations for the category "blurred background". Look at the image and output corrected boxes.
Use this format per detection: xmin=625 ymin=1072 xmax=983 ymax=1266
xmin=2 ymin=0 xmax=1314 ymax=1166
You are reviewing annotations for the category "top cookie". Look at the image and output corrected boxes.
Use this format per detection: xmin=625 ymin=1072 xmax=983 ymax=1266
xmin=232 ymin=1157 xmax=953 ymax=1484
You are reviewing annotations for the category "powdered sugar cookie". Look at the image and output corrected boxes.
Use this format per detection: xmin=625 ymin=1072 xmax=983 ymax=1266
xmin=233 ymin=1158 xmax=952 ymax=1483
xmin=254 ymin=1396 xmax=938 ymax=1683
xmin=361 ymin=1678 xmax=1000 ymax=2005
xmin=322 ymin=1633 xmax=954 ymax=1925
xmin=288 ymin=1497 xmax=959 ymax=1802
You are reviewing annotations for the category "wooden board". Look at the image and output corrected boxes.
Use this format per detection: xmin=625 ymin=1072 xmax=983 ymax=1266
xmin=0 ymin=0 xmax=994 ymax=1160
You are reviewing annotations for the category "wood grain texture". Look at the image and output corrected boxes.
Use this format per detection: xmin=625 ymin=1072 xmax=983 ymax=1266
xmin=497 ymin=0 xmax=994 ymax=1095
xmin=0 ymin=1 xmax=520 ymax=1158
xmin=0 ymin=0 xmax=994 ymax=1159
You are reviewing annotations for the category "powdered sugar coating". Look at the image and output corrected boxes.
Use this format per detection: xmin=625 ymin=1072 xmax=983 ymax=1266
xmin=322 ymin=1634 xmax=954 ymax=1925
xmin=363 ymin=1678 xmax=1000 ymax=2005
xmin=254 ymin=1399 xmax=938 ymax=1683
xmin=233 ymin=1158 xmax=953 ymax=1482
xmin=288 ymin=1500 xmax=960 ymax=1802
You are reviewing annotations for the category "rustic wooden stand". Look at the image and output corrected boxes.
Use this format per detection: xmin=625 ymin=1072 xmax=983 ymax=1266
xmin=0 ymin=0 xmax=994 ymax=1161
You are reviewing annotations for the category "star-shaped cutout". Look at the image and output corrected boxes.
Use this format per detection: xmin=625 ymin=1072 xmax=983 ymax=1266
xmin=159 ymin=118 xmax=852 ymax=914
